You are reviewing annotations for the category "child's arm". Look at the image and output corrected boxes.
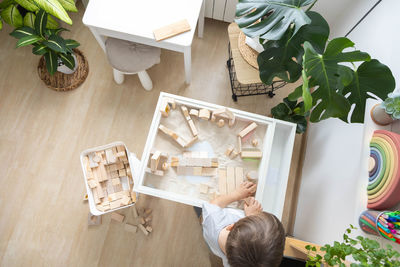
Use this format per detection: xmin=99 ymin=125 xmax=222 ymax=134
xmin=210 ymin=181 xmax=256 ymax=208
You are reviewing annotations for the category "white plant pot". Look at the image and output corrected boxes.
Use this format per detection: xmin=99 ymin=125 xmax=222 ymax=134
xmin=57 ymin=53 xmax=78 ymax=75
xmin=370 ymin=103 xmax=394 ymax=126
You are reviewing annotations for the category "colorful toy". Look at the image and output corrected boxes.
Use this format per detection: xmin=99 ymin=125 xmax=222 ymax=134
xmin=359 ymin=210 xmax=400 ymax=244
xmin=367 ymin=130 xmax=400 ymax=209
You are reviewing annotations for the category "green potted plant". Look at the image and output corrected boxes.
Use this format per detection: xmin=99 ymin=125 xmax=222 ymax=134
xmin=371 ymin=92 xmax=400 ymax=126
xmin=0 ymin=0 xmax=80 ymax=75
xmin=236 ymin=0 xmax=396 ymax=133
xmin=305 ymin=225 xmax=400 ymax=266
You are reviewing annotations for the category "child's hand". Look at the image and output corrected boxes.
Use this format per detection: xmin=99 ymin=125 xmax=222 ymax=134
xmin=232 ymin=181 xmax=257 ymax=200
xmin=244 ymin=197 xmax=262 ymax=216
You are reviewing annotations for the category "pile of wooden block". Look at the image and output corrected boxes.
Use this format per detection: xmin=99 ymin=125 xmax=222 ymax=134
xmin=82 ymin=145 xmax=136 ymax=212
xmin=112 ymin=206 xmax=153 ymax=236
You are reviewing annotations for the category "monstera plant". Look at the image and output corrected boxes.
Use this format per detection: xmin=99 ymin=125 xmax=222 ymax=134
xmin=0 ymin=0 xmax=80 ymax=75
xmin=236 ymin=0 xmax=395 ymax=133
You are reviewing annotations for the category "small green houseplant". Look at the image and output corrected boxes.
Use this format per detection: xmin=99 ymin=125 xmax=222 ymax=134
xmin=0 ymin=0 xmax=80 ymax=75
xmin=382 ymin=92 xmax=400 ymax=120
xmin=306 ymin=225 xmax=400 ymax=267
xmin=236 ymin=0 xmax=396 ymax=133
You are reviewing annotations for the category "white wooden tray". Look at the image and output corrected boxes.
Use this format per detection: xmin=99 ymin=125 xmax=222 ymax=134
xmin=133 ymin=92 xmax=296 ymax=220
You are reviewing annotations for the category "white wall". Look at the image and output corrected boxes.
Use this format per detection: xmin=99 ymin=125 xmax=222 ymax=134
xmin=294 ymin=0 xmax=400 ymax=247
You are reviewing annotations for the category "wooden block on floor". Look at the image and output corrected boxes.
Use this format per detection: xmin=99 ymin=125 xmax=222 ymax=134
xmin=139 ymin=217 xmax=145 ymax=225
xmin=88 ymin=213 xmax=102 ymax=226
xmin=145 ymin=216 xmax=152 ymax=222
xmin=241 ymin=150 xmax=262 ymax=159
xmin=138 ymin=224 xmax=148 ymax=235
xmin=235 ymin=167 xmax=244 ymax=188
xmin=218 ymin=169 xmax=227 ymax=195
xmin=125 ymin=223 xmax=137 ymax=233
xmin=238 ymin=122 xmax=257 ymax=138
xmin=131 ymin=206 xmax=138 ymax=218
xmin=146 ymin=226 xmax=153 ymax=233
xmin=226 ymin=166 xmax=235 ymax=194
xmin=153 ymin=19 xmax=191 ymax=41
xmin=144 ymin=208 xmax=152 ymax=215
xmin=110 ymin=212 xmax=124 ymax=222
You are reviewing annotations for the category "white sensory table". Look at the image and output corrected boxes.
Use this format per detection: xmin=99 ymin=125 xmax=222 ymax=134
xmin=82 ymin=0 xmax=205 ymax=84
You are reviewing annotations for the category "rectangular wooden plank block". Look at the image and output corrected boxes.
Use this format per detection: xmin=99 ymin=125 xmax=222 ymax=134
xmin=235 ymin=167 xmax=244 ymax=188
xmin=218 ymin=169 xmax=227 ymax=195
xmin=125 ymin=223 xmax=137 ymax=233
xmin=226 ymin=166 xmax=235 ymax=194
xmin=238 ymin=122 xmax=258 ymax=138
xmin=151 ymin=151 xmax=161 ymax=172
xmin=153 ymin=19 xmax=191 ymax=41
xmin=110 ymin=212 xmax=124 ymax=222
xmin=241 ymin=150 xmax=263 ymax=159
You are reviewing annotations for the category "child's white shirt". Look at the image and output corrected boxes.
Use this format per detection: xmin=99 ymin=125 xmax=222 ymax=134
xmin=202 ymin=203 xmax=245 ymax=266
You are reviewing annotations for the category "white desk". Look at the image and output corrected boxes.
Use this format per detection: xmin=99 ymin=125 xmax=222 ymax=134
xmin=82 ymin=0 xmax=205 ymax=84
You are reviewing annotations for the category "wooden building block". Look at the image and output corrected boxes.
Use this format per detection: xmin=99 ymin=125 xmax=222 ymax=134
xmin=109 ymin=163 xmax=118 ymax=172
xmin=98 ymin=163 xmax=108 ymax=181
xmin=88 ymin=179 xmax=98 ymax=189
xmin=201 ymin=167 xmax=217 ymax=176
xmin=110 ymin=200 xmax=121 ymax=210
xmin=88 ymin=152 xmax=99 ymax=168
xmin=160 ymin=99 xmax=171 ymax=117
xmin=189 ymin=109 xmax=199 ymax=117
xmin=188 ymin=119 xmax=198 ymax=136
xmin=165 ymin=97 xmax=176 ymax=109
xmin=217 ymin=119 xmax=225 ymax=127
xmin=199 ymin=109 xmax=210 ymax=120
xmin=130 ymin=191 xmax=137 ymax=203
xmin=116 ymin=161 xmax=124 ymax=170
xmin=139 ymin=217 xmax=146 ymax=225
xmin=146 ymin=167 xmax=164 ymax=176
xmin=146 ymin=226 xmax=153 ymax=233
xmin=97 ymin=185 xmax=105 ymax=199
xmin=88 ymin=213 xmax=102 ymax=226
xmin=92 ymin=189 xmax=101 ymax=204
xmin=112 ymin=178 xmax=120 ymax=186
xmin=241 ymin=150 xmax=262 ymax=159
xmin=230 ymin=150 xmax=239 ymax=159
xmin=225 ymin=145 xmax=234 ymax=156
xmin=153 ymin=19 xmax=191 ymax=41
xmin=180 ymin=105 xmax=190 ymax=118
xmin=252 ymin=139 xmax=259 ymax=147
xmin=226 ymin=166 xmax=235 ymax=194
xmin=218 ymin=169 xmax=227 ymax=195
xmin=144 ymin=208 xmax=152 ymax=215
xmin=193 ymin=167 xmax=202 ymax=176
xmin=235 ymin=167 xmax=244 ymax=188
xmin=199 ymin=184 xmax=209 ymax=194
xmin=162 ymin=162 xmax=169 ymax=171
xmin=151 ymin=151 xmax=161 ymax=172
xmin=110 ymin=212 xmax=125 ymax=222
xmin=145 ymin=216 xmax=152 ymax=222
xmin=158 ymin=124 xmax=187 ymax=147
xmin=184 ymin=136 xmax=198 ymax=148
xmin=105 ymin=149 xmax=117 ymax=164
xmin=237 ymin=136 xmax=242 ymax=153
xmin=118 ymin=169 xmax=126 ymax=177
xmin=120 ymin=195 xmax=130 ymax=206
xmin=111 ymin=170 xmax=119 ymax=179
xmin=238 ymin=122 xmax=257 ymax=138
xmin=125 ymin=223 xmax=138 ymax=233
xmin=138 ymin=224 xmax=148 ymax=235
xmin=246 ymin=170 xmax=258 ymax=183
xmin=116 ymin=145 xmax=125 ymax=152
xmin=131 ymin=206 xmax=139 ymax=218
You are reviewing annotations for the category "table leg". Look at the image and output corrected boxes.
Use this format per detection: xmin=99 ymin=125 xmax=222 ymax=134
xmin=198 ymin=0 xmax=205 ymax=38
xmin=88 ymin=27 xmax=107 ymax=53
xmin=184 ymin=46 xmax=191 ymax=84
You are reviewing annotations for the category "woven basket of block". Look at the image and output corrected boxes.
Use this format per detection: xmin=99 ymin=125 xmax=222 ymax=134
xmin=37 ymin=49 xmax=89 ymax=92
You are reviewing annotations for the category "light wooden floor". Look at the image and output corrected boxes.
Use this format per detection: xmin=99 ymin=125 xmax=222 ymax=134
xmin=0 ymin=3 xmax=303 ymax=266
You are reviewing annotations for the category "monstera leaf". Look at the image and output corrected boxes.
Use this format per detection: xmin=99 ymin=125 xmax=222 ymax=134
xmin=258 ymin=11 xmax=329 ymax=84
xmin=271 ymin=97 xmax=308 ymax=133
xmin=236 ymin=0 xmax=315 ymax=41
xmin=343 ymin=59 xmax=395 ymax=123
xmin=302 ymin=38 xmax=371 ymax=122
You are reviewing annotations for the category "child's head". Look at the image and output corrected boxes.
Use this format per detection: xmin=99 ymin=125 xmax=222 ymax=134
xmin=225 ymin=212 xmax=285 ymax=267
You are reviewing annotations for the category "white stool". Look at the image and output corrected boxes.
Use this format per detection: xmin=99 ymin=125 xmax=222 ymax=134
xmin=105 ymin=38 xmax=161 ymax=91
